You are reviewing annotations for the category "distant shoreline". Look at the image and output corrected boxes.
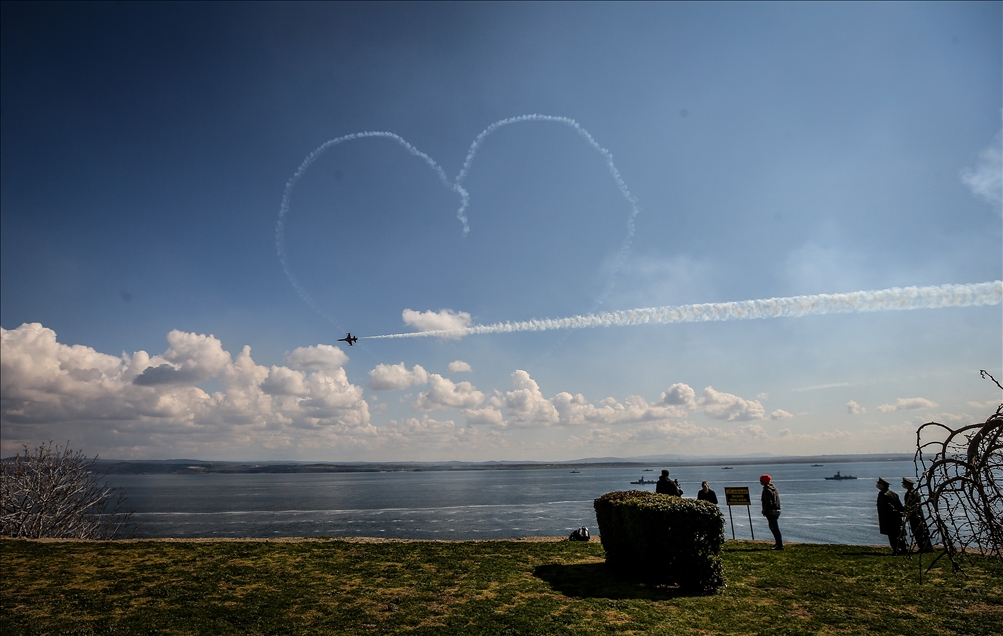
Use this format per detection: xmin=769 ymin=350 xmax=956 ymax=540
xmin=86 ymin=453 xmax=913 ymax=475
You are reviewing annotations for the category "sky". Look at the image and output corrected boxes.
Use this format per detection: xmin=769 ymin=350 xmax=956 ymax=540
xmin=1 ymin=2 xmax=1001 ymax=462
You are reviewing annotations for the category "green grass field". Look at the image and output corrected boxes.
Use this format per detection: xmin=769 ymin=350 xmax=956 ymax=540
xmin=2 ymin=538 xmax=1000 ymax=635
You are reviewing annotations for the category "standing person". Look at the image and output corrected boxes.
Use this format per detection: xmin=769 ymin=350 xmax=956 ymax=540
xmin=655 ymin=469 xmax=681 ymax=496
xmin=760 ymin=474 xmax=783 ymax=550
xmin=876 ymin=478 xmax=907 ymax=555
xmin=902 ymin=477 xmax=932 ymax=553
xmin=697 ymin=481 xmax=718 ymax=504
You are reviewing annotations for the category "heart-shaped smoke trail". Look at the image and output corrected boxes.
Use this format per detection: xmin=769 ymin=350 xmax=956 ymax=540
xmin=366 ymin=281 xmax=1003 ymax=339
xmin=276 ymin=115 xmax=642 ymax=330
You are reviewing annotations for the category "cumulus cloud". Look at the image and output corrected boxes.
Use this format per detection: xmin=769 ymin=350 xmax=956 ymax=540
xmin=697 ymin=386 xmax=766 ymax=421
xmin=285 ymin=344 xmax=349 ymax=371
xmin=661 ymin=383 xmax=697 ymax=408
xmin=846 ymin=400 xmax=866 ymax=415
xmin=6 ymin=323 xmax=907 ymax=460
xmin=960 ymin=128 xmax=1003 ymax=210
xmin=484 ymin=374 xmax=697 ymax=428
xmin=463 ymin=407 xmax=505 ymax=427
xmin=368 ymin=363 xmax=429 ymax=391
xmin=413 ymin=374 xmax=484 ymax=411
xmin=401 ymin=308 xmax=471 ymax=338
xmin=493 ymin=370 xmax=560 ymax=425
xmin=132 ymin=330 xmax=231 ymax=385
xmin=1 ymin=323 xmax=370 ymax=458
xmin=876 ymin=397 xmax=938 ymax=413
xmin=448 ymin=360 xmax=472 ymax=373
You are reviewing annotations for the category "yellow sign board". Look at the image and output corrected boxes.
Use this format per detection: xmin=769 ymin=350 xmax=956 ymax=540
xmin=724 ymin=486 xmax=751 ymax=506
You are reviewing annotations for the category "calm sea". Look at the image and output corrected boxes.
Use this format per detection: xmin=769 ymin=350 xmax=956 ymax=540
xmin=107 ymin=460 xmax=917 ymax=545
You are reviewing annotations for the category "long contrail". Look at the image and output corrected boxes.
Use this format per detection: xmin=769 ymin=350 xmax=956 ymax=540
xmin=276 ymin=116 xmax=640 ymax=328
xmin=364 ymin=281 xmax=1003 ymax=340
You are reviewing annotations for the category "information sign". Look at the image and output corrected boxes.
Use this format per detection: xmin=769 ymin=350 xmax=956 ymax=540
xmin=723 ymin=486 xmax=754 ymax=541
xmin=724 ymin=487 xmax=751 ymax=506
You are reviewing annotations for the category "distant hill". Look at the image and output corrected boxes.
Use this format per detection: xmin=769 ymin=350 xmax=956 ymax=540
xmin=84 ymin=453 xmax=913 ymax=475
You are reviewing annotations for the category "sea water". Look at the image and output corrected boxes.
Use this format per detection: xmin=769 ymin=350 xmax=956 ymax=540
xmin=107 ymin=460 xmax=917 ymax=545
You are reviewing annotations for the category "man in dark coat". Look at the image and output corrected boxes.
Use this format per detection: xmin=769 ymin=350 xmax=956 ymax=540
xmin=697 ymin=481 xmax=719 ymax=504
xmin=760 ymin=474 xmax=783 ymax=550
xmin=655 ymin=469 xmax=681 ymax=496
xmin=876 ymin=477 xmax=907 ymax=554
xmin=902 ymin=477 xmax=932 ymax=553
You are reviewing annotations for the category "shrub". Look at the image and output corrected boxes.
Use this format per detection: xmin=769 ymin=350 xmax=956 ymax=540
xmin=1 ymin=442 xmax=134 ymax=539
xmin=594 ymin=490 xmax=725 ymax=594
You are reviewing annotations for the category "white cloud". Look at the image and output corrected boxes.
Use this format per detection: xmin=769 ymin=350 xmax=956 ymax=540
xmin=661 ymin=383 xmax=697 ymax=408
xmin=132 ymin=329 xmax=231 ymax=385
xmin=413 ymin=374 xmax=484 ymax=411
xmin=935 ymin=412 xmax=974 ymax=423
xmin=260 ymin=365 xmax=308 ymax=396
xmin=448 ymin=360 xmax=472 ymax=373
xmin=463 ymin=407 xmax=505 ymax=427
xmin=698 ymin=386 xmax=766 ymax=421
xmin=876 ymin=397 xmax=938 ymax=413
xmin=2 ymin=324 xmax=940 ymax=461
xmin=960 ymin=128 xmax=1002 ymax=211
xmin=846 ymin=400 xmax=866 ymax=415
xmin=285 ymin=344 xmax=349 ymax=371
xmin=368 ymin=362 xmax=429 ymax=391
xmin=1 ymin=323 xmax=370 ymax=458
xmin=401 ymin=308 xmax=471 ymax=338
xmin=968 ymin=399 xmax=1002 ymax=410
xmin=494 ymin=370 xmax=560 ymax=425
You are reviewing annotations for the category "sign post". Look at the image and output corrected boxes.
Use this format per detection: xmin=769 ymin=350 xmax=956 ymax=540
xmin=723 ymin=487 xmax=755 ymax=541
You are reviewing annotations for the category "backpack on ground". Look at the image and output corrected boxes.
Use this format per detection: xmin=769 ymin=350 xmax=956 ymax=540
xmin=569 ymin=526 xmax=590 ymax=542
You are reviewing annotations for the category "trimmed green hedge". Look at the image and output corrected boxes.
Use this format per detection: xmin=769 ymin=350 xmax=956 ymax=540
xmin=594 ymin=490 xmax=725 ymax=594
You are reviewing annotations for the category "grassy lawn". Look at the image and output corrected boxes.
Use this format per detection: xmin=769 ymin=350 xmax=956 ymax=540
xmin=2 ymin=538 xmax=1000 ymax=635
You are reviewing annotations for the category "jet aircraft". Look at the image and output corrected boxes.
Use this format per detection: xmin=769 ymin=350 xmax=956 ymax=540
xmin=337 ymin=333 xmax=358 ymax=346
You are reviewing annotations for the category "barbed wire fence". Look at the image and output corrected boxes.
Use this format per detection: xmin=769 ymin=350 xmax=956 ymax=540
xmin=913 ymin=370 xmax=1002 ymax=578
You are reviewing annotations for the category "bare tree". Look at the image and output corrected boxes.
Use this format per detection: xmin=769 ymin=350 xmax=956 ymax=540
xmin=914 ymin=370 xmax=1002 ymax=574
xmin=1 ymin=441 xmax=134 ymax=539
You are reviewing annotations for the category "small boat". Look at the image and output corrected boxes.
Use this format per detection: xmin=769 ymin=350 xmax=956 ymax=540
xmin=630 ymin=476 xmax=657 ymax=484
xmin=643 ymin=468 xmax=653 ymax=471
xmin=824 ymin=470 xmax=857 ymax=480
xmin=812 ymin=464 xmax=824 ymax=467
xmin=569 ymin=469 xmax=580 ymax=473
xmin=721 ymin=466 xmax=733 ymax=470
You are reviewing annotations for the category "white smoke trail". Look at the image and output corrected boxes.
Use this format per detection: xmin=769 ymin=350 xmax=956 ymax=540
xmin=454 ymin=115 xmax=641 ymax=293
xmin=276 ymin=116 xmax=640 ymax=327
xmin=276 ymin=131 xmax=461 ymax=327
xmin=364 ymin=281 xmax=1003 ymax=340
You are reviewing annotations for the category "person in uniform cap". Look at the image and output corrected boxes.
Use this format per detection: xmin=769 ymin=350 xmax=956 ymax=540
xmin=901 ymin=477 xmax=933 ymax=552
xmin=876 ymin=477 xmax=907 ymax=554
xmin=760 ymin=474 xmax=783 ymax=550
xmin=655 ymin=469 xmax=681 ymax=496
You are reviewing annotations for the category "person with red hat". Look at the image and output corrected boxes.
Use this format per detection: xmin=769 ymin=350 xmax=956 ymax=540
xmin=760 ymin=474 xmax=783 ymax=550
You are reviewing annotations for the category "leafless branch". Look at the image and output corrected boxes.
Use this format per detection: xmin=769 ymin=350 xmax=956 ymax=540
xmin=1 ymin=441 xmax=134 ymax=539
xmin=913 ymin=372 xmax=1003 ymax=573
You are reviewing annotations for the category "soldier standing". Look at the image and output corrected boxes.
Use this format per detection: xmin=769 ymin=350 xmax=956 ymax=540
xmin=902 ymin=477 xmax=933 ymax=553
xmin=876 ymin=477 xmax=907 ymax=555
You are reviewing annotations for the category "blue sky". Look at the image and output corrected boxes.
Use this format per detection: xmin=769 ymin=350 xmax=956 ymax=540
xmin=2 ymin=2 xmax=1000 ymax=461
